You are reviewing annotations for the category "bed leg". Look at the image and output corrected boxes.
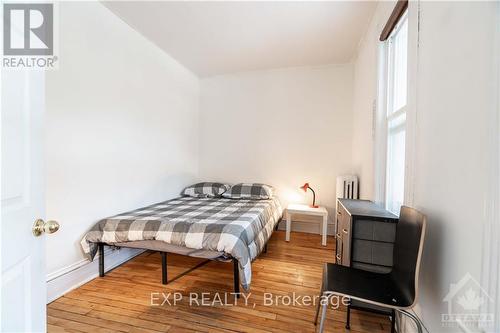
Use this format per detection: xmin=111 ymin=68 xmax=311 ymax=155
xmin=263 ymin=244 xmax=268 ymax=253
xmin=161 ymin=252 xmax=168 ymax=285
xmin=98 ymin=243 xmax=105 ymax=277
xmin=233 ymin=258 xmax=240 ymax=298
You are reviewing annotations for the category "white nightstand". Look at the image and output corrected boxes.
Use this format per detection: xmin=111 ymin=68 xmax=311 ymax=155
xmin=286 ymin=204 xmax=329 ymax=246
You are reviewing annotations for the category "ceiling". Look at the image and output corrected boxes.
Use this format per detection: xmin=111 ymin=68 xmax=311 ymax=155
xmin=103 ymin=1 xmax=377 ymax=77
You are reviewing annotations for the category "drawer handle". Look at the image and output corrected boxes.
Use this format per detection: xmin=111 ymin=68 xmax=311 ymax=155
xmin=336 ymin=254 xmax=342 ymax=260
xmin=342 ymin=228 xmax=348 ymax=234
xmin=337 ymin=211 xmax=341 ymax=215
xmin=336 ymin=233 xmax=341 ymax=239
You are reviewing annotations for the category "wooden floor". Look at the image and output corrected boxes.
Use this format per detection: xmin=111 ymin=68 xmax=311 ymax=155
xmin=48 ymin=231 xmax=391 ymax=333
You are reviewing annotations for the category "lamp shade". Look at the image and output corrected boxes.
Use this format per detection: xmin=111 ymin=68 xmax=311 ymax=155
xmin=300 ymin=183 xmax=309 ymax=192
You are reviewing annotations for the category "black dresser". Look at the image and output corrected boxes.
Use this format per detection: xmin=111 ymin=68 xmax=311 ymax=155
xmin=335 ymin=199 xmax=399 ymax=273
xmin=335 ymin=199 xmax=400 ymax=320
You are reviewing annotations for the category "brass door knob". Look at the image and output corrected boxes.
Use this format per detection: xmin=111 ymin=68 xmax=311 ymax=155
xmin=32 ymin=219 xmax=60 ymax=237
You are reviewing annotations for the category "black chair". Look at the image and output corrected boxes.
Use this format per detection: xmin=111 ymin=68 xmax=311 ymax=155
xmin=314 ymin=206 xmax=427 ymax=333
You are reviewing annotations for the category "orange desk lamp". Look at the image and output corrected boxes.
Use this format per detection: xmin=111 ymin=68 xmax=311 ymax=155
xmin=300 ymin=183 xmax=319 ymax=208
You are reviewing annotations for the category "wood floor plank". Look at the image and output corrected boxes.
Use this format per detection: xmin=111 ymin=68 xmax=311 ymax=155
xmin=47 ymin=323 xmax=73 ymax=333
xmin=48 ymin=231 xmax=391 ymax=333
xmin=48 ymin=315 xmax=118 ymax=333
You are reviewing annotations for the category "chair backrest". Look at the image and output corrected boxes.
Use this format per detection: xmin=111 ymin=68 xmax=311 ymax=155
xmin=390 ymin=206 xmax=427 ymax=307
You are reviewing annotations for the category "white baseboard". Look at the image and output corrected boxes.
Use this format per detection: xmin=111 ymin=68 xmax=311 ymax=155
xmin=276 ymin=218 xmax=336 ymax=235
xmin=46 ymin=247 xmax=144 ymax=303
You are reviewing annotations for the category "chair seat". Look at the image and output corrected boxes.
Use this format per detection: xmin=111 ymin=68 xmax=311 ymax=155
xmin=323 ymin=263 xmax=412 ymax=308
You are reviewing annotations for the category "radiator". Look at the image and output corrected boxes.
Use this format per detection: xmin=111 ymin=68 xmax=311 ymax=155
xmin=336 ymin=175 xmax=359 ymax=202
xmin=335 ymin=175 xmax=359 ymax=241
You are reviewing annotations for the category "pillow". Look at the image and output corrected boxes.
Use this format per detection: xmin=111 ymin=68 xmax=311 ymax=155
xmin=223 ymin=183 xmax=274 ymax=200
xmin=181 ymin=182 xmax=231 ymax=198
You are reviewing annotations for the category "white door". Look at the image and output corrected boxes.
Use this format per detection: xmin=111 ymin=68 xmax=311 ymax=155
xmin=1 ymin=67 xmax=47 ymax=332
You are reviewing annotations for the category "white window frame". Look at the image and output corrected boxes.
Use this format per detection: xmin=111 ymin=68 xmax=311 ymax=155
xmin=375 ymin=11 xmax=409 ymax=215
xmin=374 ymin=6 xmax=419 ymax=328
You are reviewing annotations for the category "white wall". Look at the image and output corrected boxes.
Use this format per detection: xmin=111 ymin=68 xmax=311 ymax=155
xmin=45 ymin=2 xmax=199 ymax=281
xmin=352 ymin=1 xmax=499 ymax=332
xmin=199 ymin=65 xmax=354 ymax=221
xmin=412 ymin=2 xmax=498 ymax=331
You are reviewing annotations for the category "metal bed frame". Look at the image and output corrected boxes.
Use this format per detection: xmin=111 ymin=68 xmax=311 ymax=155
xmin=96 ymin=241 xmax=270 ymax=298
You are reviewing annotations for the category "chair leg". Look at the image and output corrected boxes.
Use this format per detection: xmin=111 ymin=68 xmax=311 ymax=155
xmin=390 ymin=309 xmax=396 ymax=333
xmin=398 ymin=309 xmax=423 ymax=333
xmin=314 ymin=278 xmax=325 ymax=325
xmin=318 ymin=296 xmax=330 ymax=333
xmin=314 ymin=297 xmax=321 ymax=326
xmin=345 ymin=300 xmax=351 ymax=329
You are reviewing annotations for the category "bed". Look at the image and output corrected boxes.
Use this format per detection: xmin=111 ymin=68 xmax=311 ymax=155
xmin=81 ymin=195 xmax=283 ymax=293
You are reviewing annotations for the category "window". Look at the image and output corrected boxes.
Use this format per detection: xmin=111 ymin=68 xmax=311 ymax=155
xmin=384 ymin=12 xmax=408 ymax=214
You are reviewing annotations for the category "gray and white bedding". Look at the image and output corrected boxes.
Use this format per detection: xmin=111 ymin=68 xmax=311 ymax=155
xmin=81 ymin=196 xmax=283 ymax=290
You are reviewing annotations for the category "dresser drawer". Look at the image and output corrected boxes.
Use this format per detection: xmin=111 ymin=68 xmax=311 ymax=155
xmin=337 ymin=204 xmax=351 ymax=266
xmin=352 ymin=261 xmax=392 ymax=274
xmin=353 ymin=220 xmax=396 ymax=242
xmin=335 ymin=252 xmax=342 ymax=265
xmin=335 ymin=232 xmax=342 ymax=264
xmin=352 ymin=239 xmax=394 ymax=267
xmin=337 ymin=207 xmax=351 ymax=236
xmin=341 ymin=228 xmax=351 ymax=266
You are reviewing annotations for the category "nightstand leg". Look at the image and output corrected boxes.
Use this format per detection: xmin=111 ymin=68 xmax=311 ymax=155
xmin=286 ymin=213 xmax=291 ymax=242
xmin=322 ymin=215 xmax=327 ymax=246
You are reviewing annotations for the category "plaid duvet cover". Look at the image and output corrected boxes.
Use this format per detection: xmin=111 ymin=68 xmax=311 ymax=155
xmin=81 ymin=196 xmax=283 ymax=290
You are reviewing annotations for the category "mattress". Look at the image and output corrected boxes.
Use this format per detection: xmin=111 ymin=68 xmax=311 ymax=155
xmin=81 ymin=196 xmax=283 ymax=290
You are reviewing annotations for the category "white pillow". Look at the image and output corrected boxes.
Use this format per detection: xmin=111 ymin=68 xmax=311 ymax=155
xmin=222 ymin=183 xmax=274 ymax=200
xmin=181 ymin=182 xmax=231 ymax=198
